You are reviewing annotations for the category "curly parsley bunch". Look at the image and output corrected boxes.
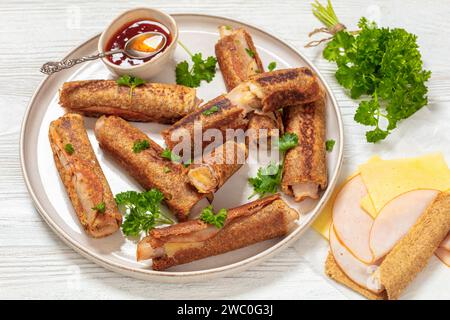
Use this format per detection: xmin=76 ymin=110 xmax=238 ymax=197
xmin=310 ymin=1 xmax=431 ymax=143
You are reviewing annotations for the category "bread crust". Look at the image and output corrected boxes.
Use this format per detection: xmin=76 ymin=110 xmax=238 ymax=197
xmin=48 ymin=113 xmax=122 ymax=238
xmin=59 ymin=80 xmax=199 ymax=124
xmin=94 ymin=115 xmax=206 ymax=221
xmin=139 ymin=195 xmax=299 ymax=270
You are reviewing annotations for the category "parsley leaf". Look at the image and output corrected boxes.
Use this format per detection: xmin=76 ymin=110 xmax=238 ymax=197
xmin=248 ymin=162 xmax=283 ymax=199
xmin=64 ymin=143 xmax=74 ymax=155
xmin=276 ymin=133 xmax=299 ymax=152
xmin=116 ymin=75 xmax=146 ymax=98
xmin=202 ymin=105 xmax=219 ymax=116
xmin=115 ymin=189 xmax=173 ymax=236
xmin=199 ymin=205 xmax=227 ymax=228
xmin=320 ymin=17 xmax=431 ymax=143
xmin=132 ymin=140 xmax=150 ymax=153
xmin=245 ymin=48 xmax=255 ymax=58
xmin=161 ymin=148 xmax=181 ymax=163
xmin=175 ymin=41 xmax=217 ymax=88
xmin=325 ymin=139 xmax=336 ymax=152
xmin=268 ymin=61 xmax=277 ymax=72
xmin=163 ymin=166 xmax=171 ymax=173
xmin=92 ymin=202 xmax=106 ymax=213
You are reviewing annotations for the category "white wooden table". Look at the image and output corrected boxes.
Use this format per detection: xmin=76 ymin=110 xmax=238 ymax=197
xmin=1 ymin=0 xmax=449 ymax=299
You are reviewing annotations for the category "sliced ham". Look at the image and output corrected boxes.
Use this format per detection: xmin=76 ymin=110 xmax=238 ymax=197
xmin=332 ymin=175 xmax=374 ymax=263
xmin=435 ymin=248 xmax=450 ymax=267
xmin=369 ymin=189 xmax=439 ymax=261
xmin=440 ymin=233 xmax=450 ymax=251
xmin=330 ymin=226 xmax=384 ymax=293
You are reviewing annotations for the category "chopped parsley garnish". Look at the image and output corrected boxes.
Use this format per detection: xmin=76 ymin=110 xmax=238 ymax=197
xmin=115 ymin=189 xmax=173 ymax=236
xmin=163 ymin=166 xmax=171 ymax=173
xmin=325 ymin=139 xmax=336 ymax=152
xmin=116 ymin=75 xmax=146 ymax=98
xmin=248 ymin=163 xmax=283 ymax=199
xmin=202 ymin=105 xmax=219 ymax=116
xmin=92 ymin=202 xmax=106 ymax=213
xmin=183 ymin=159 xmax=192 ymax=168
xmin=199 ymin=205 xmax=228 ymax=228
xmin=132 ymin=140 xmax=150 ymax=153
xmin=175 ymin=41 xmax=217 ymax=88
xmin=268 ymin=61 xmax=277 ymax=71
xmin=276 ymin=133 xmax=299 ymax=152
xmin=161 ymin=148 xmax=181 ymax=163
xmin=245 ymin=48 xmax=256 ymax=58
xmin=64 ymin=143 xmax=74 ymax=155
xmin=248 ymin=133 xmax=298 ymax=198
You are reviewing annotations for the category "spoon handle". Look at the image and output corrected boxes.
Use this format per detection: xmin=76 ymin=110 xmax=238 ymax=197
xmin=40 ymin=50 xmax=121 ymax=75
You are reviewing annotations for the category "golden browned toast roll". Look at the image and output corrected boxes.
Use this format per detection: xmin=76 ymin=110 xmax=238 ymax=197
xmin=161 ymin=95 xmax=248 ymax=156
xmin=246 ymin=111 xmax=284 ymax=146
xmin=187 ymin=141 xmax=248 ymax=193
xmin=59 ymin=80 xmax=199 ymax=124
xmin=215 ymin=26 xmax=264 ymax=91
xmin=281 ymin=99 xmax=327 ymax=201
xmin=137 ymin=194 xmax=299 ymax=270
xmin=215 ymin=26 xmax=282 ymax=145
xmin=162 ymin=68 xmax=322 ymax=155
xmin=48 ymin=113 xmax=122 ymax=238
xmin=94 ymin=116 xmax=206 ymax=221
xmin=242 ymin=68 xmax=323 ymax=113
xmin=379 ymin=191 xmax=450 ymax=300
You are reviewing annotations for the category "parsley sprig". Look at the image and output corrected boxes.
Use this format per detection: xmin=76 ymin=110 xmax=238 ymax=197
xmin=275 ymin=132 xmax=299 ymax=152
xmin=248 ymin=133 xmax=299 ymax=198
xmin=248 ymin=163 xmax=283 ymax=199
xmin=116 ymin=75 xmax=146 ymax=99
xmin=310 ymin=2 xmax=431 ymax=143
xmin=175 ymin=41 xmax=217 ymax=88
xmin=199 ymin=205 xmax=228 ymax=228
xmin=115 ymin=189 xmax=173 ymax=237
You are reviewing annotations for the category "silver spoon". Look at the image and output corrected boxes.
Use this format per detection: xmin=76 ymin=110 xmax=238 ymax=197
xmin=40 ymin=31 xmax=167 ymax=75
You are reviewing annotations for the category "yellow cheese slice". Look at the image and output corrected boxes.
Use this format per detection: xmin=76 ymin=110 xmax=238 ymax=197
xmin=360 ymin=196 xmax=377 ymax=218
xmin=359 ymin=153 xmax=450 ymax=215
xmin=312 ymin=156 xmax=382 ymax=239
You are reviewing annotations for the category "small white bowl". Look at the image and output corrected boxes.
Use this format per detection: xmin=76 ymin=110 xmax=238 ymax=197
xmin=98 ymin=8 xmax=178 ymax=79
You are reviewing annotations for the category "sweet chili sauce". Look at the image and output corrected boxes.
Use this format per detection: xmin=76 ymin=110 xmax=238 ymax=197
xmin=105 ymin=19 xmax=172 ymax=67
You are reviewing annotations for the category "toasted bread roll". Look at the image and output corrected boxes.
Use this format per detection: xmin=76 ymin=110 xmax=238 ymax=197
xmin=281 ymin=99 xmax=327 ymax=201
xmin=59 ymin=80 xmax=199 ymax=124
xmin=215 ymin=26 xmax=282 ymax=144
xmin=379 ymin=191 xmax=450 ymax=300
xmin=215 ymin=27 xmax=264 ymax=91
xmin=137 ymin=194 xmax=299 ymax=270
xmin=161 ymin=95 xmax=248 ymax=156
xmin=48 ymin=113 xmax=122 ymax=238
xmin=94 ymin=116 xmax=206 ymax=221
xmin=246 ymin=111 xmax=284 ymax=146
xmin=235 ymin=68 xmax=323 ymax=113
xmin=187 ymin=141 xmax=248 ymax=193
xmin=163 ymin=68 xmax=322 ymax=155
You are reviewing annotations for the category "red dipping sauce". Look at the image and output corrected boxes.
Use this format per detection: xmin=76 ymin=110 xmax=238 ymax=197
xmin=106 ymin=19 xmax=172 ymax=67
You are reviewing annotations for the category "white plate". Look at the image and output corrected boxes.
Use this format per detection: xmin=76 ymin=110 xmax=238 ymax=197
xmin=20 ymin=13 xmax=343 ymax=282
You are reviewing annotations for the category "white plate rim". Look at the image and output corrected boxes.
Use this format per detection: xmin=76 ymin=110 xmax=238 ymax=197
xmin=20 ymin=13 xmax=344 ymax=281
